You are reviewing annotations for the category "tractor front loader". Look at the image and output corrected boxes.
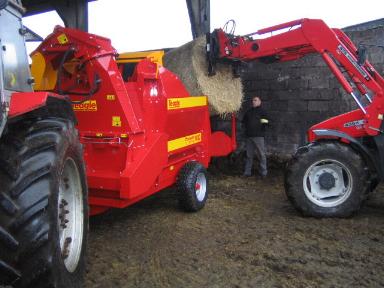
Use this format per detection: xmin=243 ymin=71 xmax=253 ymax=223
xmin=1 ymin=1 xmax=236 ymax=287
xmin=207 ymin=18 xmax=384 ymax=217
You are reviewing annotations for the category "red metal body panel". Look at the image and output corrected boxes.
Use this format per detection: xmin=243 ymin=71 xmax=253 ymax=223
xmin=308 ymin=109 xmax=366 ymax=142
xmin=212 ymin=18 xmax=384 ymax=140
xmin=209 ymin=114 xmax=237 ymax=156
xmin=8 ymin=91 xmax=67 ymax=118
xmin=32 ymin=26 xmax=235 ymax=215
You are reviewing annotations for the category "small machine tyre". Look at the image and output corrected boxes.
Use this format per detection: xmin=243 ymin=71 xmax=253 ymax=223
xmin=0 ymin=117 xmax=88 ymax=288
xmin=284 ymin=141 xmax=368 ymax=218
xmin=177 ymin=162 xmax=208 ymax=212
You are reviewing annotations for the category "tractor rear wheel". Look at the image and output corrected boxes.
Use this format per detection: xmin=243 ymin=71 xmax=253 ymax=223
xmin=284 ymin=141 xmax=368 ymax=218
xmin=177 ymin=162 xmax=208 ymax=212
xmin=0 ymin=117 xmax=88 ymax=288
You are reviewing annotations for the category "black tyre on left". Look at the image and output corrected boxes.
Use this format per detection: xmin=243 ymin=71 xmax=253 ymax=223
xmin=0 ymin=117 xmax=88 ymax=288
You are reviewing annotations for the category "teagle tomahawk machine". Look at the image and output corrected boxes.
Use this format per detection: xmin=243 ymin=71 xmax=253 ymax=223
xmin=32 ymin=26 xmax=236 ymax=216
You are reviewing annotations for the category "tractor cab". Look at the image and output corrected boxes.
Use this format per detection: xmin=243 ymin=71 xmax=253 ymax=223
xmin=0 ymin=0 xmax=33 ymax=134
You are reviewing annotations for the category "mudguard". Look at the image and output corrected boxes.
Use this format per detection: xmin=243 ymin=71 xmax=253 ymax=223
xmin=312 ymin=129 xmax=383 ymax=180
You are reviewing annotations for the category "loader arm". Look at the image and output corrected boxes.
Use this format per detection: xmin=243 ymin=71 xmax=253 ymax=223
xmin=207 ymin=18 xmax=384 ymax=137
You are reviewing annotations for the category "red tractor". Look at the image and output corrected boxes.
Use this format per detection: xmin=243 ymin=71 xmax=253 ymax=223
xmin=207 ymin=18 xmax=384 ymax=218
xmin=0 ymin=1 xmax=235 ymax=287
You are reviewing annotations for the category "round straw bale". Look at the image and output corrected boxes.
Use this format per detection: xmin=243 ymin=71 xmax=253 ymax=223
xmin=163 ymin=37 xmax=243 ymax=116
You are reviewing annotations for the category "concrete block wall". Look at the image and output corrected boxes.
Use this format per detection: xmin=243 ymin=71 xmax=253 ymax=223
xmin=240 ymin=21 xmax=384 ymax=159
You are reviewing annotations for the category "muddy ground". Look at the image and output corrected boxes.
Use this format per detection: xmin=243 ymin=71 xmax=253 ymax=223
xmin=85 ymin=164 xmax=384 ymax=288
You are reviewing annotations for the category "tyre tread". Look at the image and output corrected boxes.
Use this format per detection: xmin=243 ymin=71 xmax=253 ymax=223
xmin=177 ymin=162 xmax=208 ymax=212
xmin=0 ymin=117 xmax=86 ymax=287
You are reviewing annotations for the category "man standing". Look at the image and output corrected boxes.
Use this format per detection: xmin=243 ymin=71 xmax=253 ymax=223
xmin=242 ymin=96 xmax=269 ymax=178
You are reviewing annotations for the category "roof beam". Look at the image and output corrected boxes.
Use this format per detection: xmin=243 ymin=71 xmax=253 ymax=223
xmin=186 ymin=0 xmax=210 ymax=39
xmin=22 ymin=0 xmax=91 ymax=31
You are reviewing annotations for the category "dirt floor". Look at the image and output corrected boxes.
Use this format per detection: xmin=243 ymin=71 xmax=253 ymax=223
xmin=85 ymin=165 xmax=384 ymax=288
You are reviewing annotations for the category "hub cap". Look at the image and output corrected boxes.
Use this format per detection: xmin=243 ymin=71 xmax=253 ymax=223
xmin=318 ymin=172 xmax=336 ymax=190
xmin=303 ymin=159 xmax=353 ymax=207
xmin=58 ymin=158 xmax=84 ymax=273
xmin=195 ymin=173 xmax=207 ymax=202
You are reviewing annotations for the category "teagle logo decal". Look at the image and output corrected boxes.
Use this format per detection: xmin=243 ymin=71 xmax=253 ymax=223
xmin=168 ymin=99 xmax=181 ymax=109
xmin=73 ymin=100 xmax=98 ymax=111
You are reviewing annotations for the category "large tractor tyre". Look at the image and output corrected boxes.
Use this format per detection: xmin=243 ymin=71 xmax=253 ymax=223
xmin=177 ymin=162 xmax=208 ymax=212
xmin=284 ymin=141 xmax=368 ymax=218
xmin=0 ymin=117 xmax=88 ymax=288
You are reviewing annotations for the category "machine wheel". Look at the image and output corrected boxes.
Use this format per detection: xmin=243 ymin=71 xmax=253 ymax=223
xmin=0 ymin=117 xmax=88 ymax=288
xmin=177 ymin=162 xmax=208 ymax=212
xmin=284 ymin=141 xmax=368 ymax=218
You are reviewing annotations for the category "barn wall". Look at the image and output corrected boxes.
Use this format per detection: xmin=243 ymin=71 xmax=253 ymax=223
xmin=240 ymin=21 xmax=384 ymax=159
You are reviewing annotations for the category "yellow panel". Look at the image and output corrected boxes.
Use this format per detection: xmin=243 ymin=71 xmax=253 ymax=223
xmin=30 ymin=52 xmax=58 ymax=91
xmin=167 ymin=96 xmax=207 ymax=110
xmin=168 ymin=133 xmax=202 ymax=152
xmin=117 ymin=50 xmax=164 ymax=78
xmin=117 ymin=50 xmax=164 ymax=66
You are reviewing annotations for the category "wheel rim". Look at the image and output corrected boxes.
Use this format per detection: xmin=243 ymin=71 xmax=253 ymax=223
xmin=303 ymin=159 xmax=353 ymax=208
xmin=58 ymin=158 xmax=84 ymax=273
xmin=195 ymin=172 xmax=207 ymax=202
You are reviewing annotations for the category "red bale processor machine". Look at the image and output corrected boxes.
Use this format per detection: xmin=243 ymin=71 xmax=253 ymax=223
xmin=31 ymin=26 xmax=236 ymax=216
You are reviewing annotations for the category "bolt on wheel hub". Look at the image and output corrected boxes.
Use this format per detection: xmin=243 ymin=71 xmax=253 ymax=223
xmin=318 ymin=172 xmax=336 ymax=190
xmin=303 ymin=159 xmax=353 ymax=207
xmin=58 ymin=158 xmax=84 ymax=273
xmin=195 ymin=173 xmax=207 ymax=202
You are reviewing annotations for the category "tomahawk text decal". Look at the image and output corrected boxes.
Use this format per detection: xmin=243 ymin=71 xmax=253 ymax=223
xmin=167 ymin=133 xmax=202 ymax=152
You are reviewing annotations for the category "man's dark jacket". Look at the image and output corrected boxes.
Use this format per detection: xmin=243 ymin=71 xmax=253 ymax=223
xmin=242 ymin=106 xmax=269 ymax=137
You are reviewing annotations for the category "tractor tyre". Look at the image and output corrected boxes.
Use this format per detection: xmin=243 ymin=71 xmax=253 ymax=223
xmin=177 ymin=162 xmax=208 ymax=212
xmin=0 ymin=117 xmax=88 ymax=288
xmin=284 ymin=141 xmax=368 ymax=218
